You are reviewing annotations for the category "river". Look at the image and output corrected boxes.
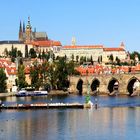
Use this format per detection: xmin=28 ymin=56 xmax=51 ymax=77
xmin=0 ymin=95 xmax=140 ymax=140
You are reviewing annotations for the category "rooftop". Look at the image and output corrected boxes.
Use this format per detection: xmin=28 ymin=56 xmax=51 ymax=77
xmin=103 ymin=48 xmax=125 ymax=51
xmin=32 ymin=40 xmax=62 ymax=47
xmin=0 ymin=41 xmax=24 ymax=44
xmin=63 ymin=45 xmax=103 ymax=49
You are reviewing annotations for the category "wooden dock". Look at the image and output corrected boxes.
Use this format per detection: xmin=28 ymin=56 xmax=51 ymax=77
xmin=0 ymin=103 xmax=84 ymax=110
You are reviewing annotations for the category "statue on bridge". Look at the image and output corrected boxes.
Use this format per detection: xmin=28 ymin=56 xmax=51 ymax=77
xmin=131 ymin=80 xmax=140 ymax=96
xmin=109 ymin=81 xmax=119 ymax=96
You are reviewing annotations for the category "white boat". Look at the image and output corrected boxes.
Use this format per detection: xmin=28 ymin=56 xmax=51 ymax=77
xmin=31 ymin=91 xmax=48 ymax=96
xmin=16 ymin=89 xmax=48 ymax=97
xmin=16 ymin=89 xmax=28 ymax=97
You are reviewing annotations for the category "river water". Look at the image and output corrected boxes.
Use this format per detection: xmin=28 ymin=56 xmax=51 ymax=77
xmin=0 ymin=95 xmax=140 ymax=140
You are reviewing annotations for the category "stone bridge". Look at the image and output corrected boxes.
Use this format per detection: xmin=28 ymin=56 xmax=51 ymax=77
xmin=69 ymin=73 xmax=140 ymax=95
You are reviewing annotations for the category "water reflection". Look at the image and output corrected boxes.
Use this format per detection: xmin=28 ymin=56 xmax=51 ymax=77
xmin=1 ymin=96 xmax=140 ymax=139
xmin=0 ymin=107 xmax=140 ymax=140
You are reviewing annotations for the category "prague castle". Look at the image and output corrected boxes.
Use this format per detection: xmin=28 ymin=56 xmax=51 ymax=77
xmin=0 ymin=17 xmax=127 ymax=63
xmin=0 ymin=17 xmax=62 ymax=57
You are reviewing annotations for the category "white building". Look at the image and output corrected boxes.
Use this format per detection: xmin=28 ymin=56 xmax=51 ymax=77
xmin=0 ymin=59 xmax=17 ymax=92
xmin=58 ymin=45 xmax=104 ymax=61
xmin=58 ymin=42 xmax=127 ymax=63
xmin=0 ymin=41 xmax=33 ymax=57
xmin=103 ymin=42 xmax=127 ymax=62
xmin=32 ymin=40 xmax=62 ymax=54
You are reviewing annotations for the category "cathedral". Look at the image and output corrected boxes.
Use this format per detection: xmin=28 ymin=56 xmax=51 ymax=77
xmin=19 ymin=17 xmax=48 ymax=43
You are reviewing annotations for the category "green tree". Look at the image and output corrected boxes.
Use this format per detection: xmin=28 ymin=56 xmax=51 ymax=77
xmin=53 ymin=53 xmax=55 ymax=61
xmin=83 ymin=56 xmax=86 ymax=62
xmin=30 ymin=61 xmax=42 ymax=89
xmin=71 ymin=54 xmax=74 ymax=62
xmin=29 ymin=48 xmax=37 ymax=58
xmin=25 ymin=44 xmax=28 ymax=58
xmin=109 ymin=54 xmax=114 ymax=63
xmin=17 ymin=50 xmax=22 ymax=57
xmin=130 ymin=51 xmax=140 ymax=60
xmin=64 ymin=55 xmax=67 ymax=61
xmin=67 ymin=61 xmax=75 ymax=75
xmin=100 ymin=55 xmax=102 ymax=63
xmin=38 ymin=53 xmax=42 ymax=59
xmin=9 ymin=45 xmax=18 ymax=62
xmin=90 ymin=55 xmax=93 ymax=65
xmin=76 ymin=55 xmax=79 ymax=63
xmin=42 ymin=50 xmax=46 ymax=59
xmin=4 ymin=48 xmax=9 ymax=57
xmin=0 ymin=68 xmax=7 ymax=92
xmin=67 ymin=60 xmax=80 ymax=76
xmin=80 ymin=56 xmax=84 ymax=65
xmin=55 ymin=57 xmax=68 ymax=90
xmin=46 ymin=63 xmax=57 ymax=89
xmin=116 ymin=56 xmax=120 ymax=65
xmin=17 ymin=65 xmax=27 ymax=89
xmin=87 ymin=57 xmax=91 ymax=62
xmin=12 ymin=47 xmax=17 ymax=58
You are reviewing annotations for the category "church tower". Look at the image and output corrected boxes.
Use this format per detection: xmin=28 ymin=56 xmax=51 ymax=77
xmin=19 ymin=21 xmax=23 ymax=41
xmin=71 ymin=37 xmax=76 ymax=46
xmin=120 ymin=42 xmax=125 ymax=49
xmin=25 ymin=17 xmax=32 ymax=43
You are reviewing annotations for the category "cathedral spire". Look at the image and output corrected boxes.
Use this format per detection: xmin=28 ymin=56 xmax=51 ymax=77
xmin=23 ymin=22 xmax=25 ymax=33
xmin=26 ymin=16 xmax=32 ymax=30
xmin=19 ymin=21 xmax=23 ymax=41
xmin=19 ymin=21 xmax=22 ymax=33
xmin=28 ymin=16 xmax=30 ymax=23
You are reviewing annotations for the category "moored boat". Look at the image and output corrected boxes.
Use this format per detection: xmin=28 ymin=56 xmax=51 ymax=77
xmin=30 ymin=91 xmax=48 ymax=96
xmin=16 ymin=89 xmax=29 ymax=97
xmin=16 ymin=89 xmax=48 ymax=97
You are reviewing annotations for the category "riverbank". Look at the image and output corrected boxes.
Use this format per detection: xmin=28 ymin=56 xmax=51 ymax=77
xmin=0 ymin=92 xmax=15 ymax=98
xmin=0 ymin=90 xmax=69 ymax=98
xmin=48 ymin=90 xmax=69 ymax=95
xmin=0 ymin=91 xmax=131 ymax=98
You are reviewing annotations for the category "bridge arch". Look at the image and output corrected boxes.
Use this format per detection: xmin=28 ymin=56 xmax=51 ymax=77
xmin=90 ymin=78 xmax=100 ymax=95
xmin=76 ymin=79 xmax=83 ymax=95
xmin=107 ymin=78 xmax=119 ymax=93
xmin=127 ymin=77 xmax=139 ymax=95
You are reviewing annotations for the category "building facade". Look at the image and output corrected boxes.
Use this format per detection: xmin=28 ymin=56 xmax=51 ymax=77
xmin=58 ymin=42 xmax=127 ymax=63
xmin=103 ymin=42 xmax=127 ymax=62
xmin=58 ymin=45 xmax=103 ymax=61
xmin=0 ymin=41 xmax=33 ymax=57
xmin=32 ymin=40 xmax=62 ymax=55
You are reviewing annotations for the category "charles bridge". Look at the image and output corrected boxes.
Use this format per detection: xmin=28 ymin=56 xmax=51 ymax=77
xmin=69 ymin=73 xmax=140 ymax=95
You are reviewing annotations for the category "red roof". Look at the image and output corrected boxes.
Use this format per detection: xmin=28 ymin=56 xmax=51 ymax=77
xmin=32 ymin=40 xmax=62 ymax=47
xmin=63 ymin=45 xmax=103 ymax=49
xmin=103 ymin=48 xmax=125 ymax=51
xmin=24 ymin=67 xmax=30 ymax=74
xmin=6 ymin=67 xmax=17 ymax=75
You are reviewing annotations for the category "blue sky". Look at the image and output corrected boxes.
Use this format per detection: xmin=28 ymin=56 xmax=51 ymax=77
xmin=1 ymin=0 xmax=140 ymax=52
